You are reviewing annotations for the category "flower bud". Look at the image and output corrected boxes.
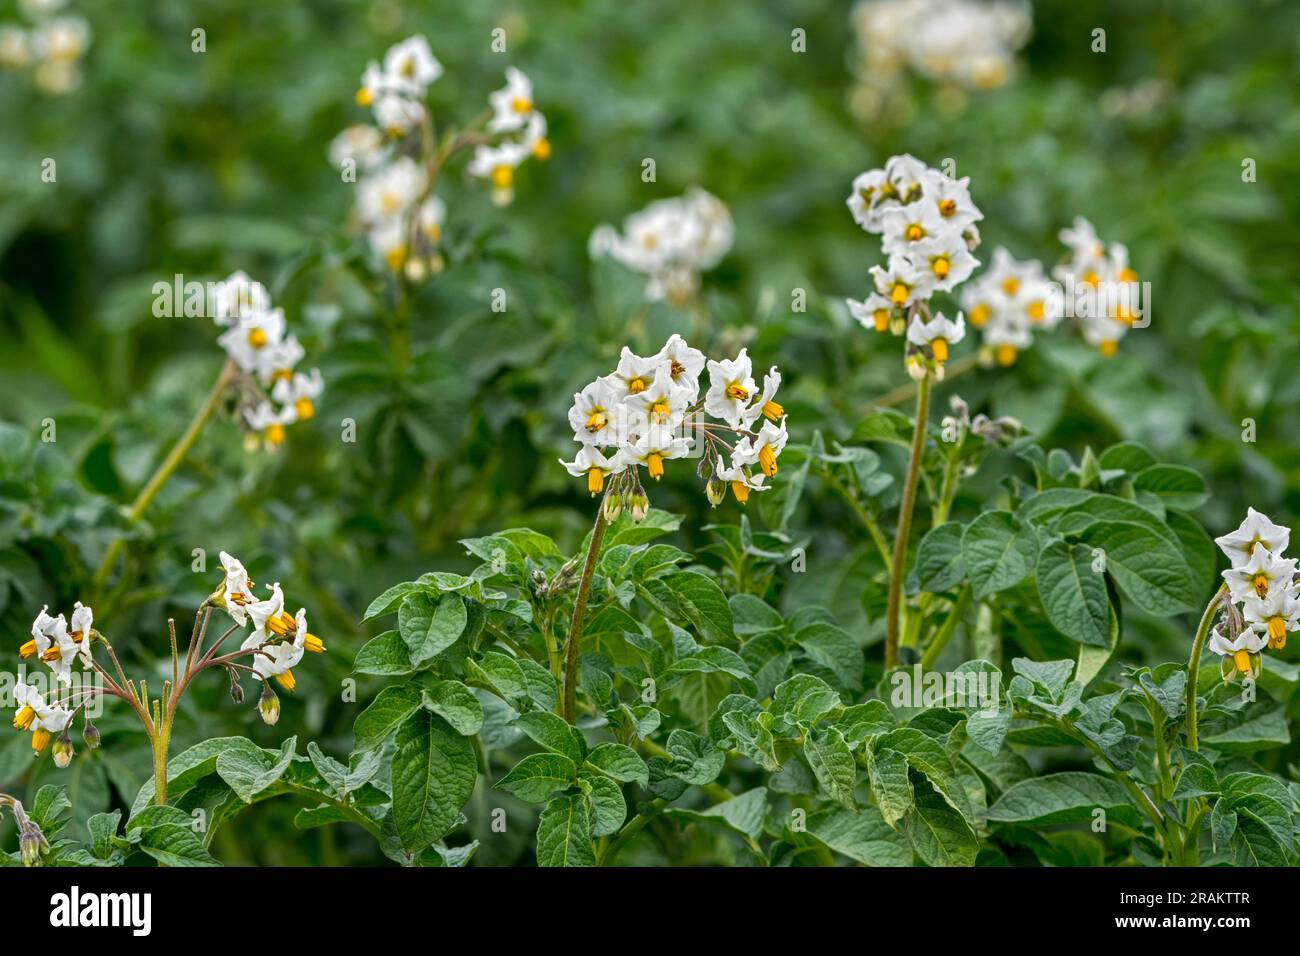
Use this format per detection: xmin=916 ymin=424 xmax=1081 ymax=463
xmin=81 ymin=719 xmax=101 ymax=750
xmin=889 ymin=315 xmax=907 ymax=336
xmin=705 ymin=477 xmax=726 ymax=507
xmin=696 ymin=454 xmax=713 ymax=479
xmin=228 ymin=668 xmax=245 ymax=705
xmin=628 ymin=492 xmax=649 ymax=523
xmin=19 ymin=826 xmax=43 ymax=867
xmin=602 ymin=489 xmax=623 ymax=522
xmin=52 ymin=733 xmax=74 ymax=769
xmin=258 ymin=683 xmax=281 ymax=726
xmin=905 ymin=354 xmax=927 ymax=381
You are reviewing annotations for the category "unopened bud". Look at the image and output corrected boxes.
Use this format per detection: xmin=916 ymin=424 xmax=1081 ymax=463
xmin=905 ymin=354 xmax=927 ymax=381
xmin=629 ymin=492 xmax=649 ymax=523
xmin=705 ymin=477 xmax=726 ymax=507
xmin=258 ymin=683 xmax=280 ymax=726
xmin=602 ymin=490 xmax=623 ymax=522
xmin=228 ymin=667 xmax=245 ymax=705
xmin=696 ymin=454 xmax=713 ymax=479
xmin=81 ymin=719 xmax=100 ymax=750
xmin=19 ymin=826 xmax=43 ymax=867
xmin=52 ymin=733 xmax=74 ymax=769
xmin=889 ymin=315 xmax=907 ymax=336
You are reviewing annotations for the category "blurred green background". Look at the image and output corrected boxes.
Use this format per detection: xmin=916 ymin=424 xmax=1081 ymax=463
xmin=1 ymin=0 xmax=1297 ymax=863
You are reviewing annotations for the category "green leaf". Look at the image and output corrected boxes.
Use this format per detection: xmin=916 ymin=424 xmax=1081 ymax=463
xmin=399 ymin=593 xmax=468 ymax=667
xmin=352 ymin=630 xmax=415 ymax=676
xmin=216 ymin=736 xmax=297 ymax=803
xmin=987 ymin=772 xmax=1143 ymax=829
xmin=961 ymin=511 xmax=1037 ymax=598
xmin=1210 ymin=797 xmax=1237 ymax=853
xmin=804 ymin=727 xmax=857 ymax=810
xmin=421 ymin=680 xmax=485 ymax=736
xmin=354 ymin=683 xmax=423 ymax=752
xmin=1036 ymin=539 xmax=1111 ymax=647
xmin=807 ymin=806 xmax=910 ymax=866
xmin=513 ymin=711 xmax=585 ymax=764
xmin=872 ymin=728 xmax=973 ymax=825
xmin=584 ymin=743 xmax=649 ymax=785
xmin=580 ymin=772 xmax=626 ymax=837
xmin=904 ymin=777 xmax=977 ymax=867
xmin=648 ymin=571 xmax=734 ymax=643
xmin=1097 ymin=441 xmax=1156 ymax=473
xmin=916 ymin=522 xmax=966 ymax=592
xmin=535 ymin=794 xmax=595 ymax=867
xmin=1078 ymin=520 xmax=1200 ymax=614
xmin=794 ymin=621 xmax=864 ymax=692
xmin=495 ymin=753 xmax=578 ymax=804
xmin=668 ymin=787 xmax=768 ymax=840
xmin=129 ymin=806 xmax=220 ymax=867
xmin=867 ymin=748 xmax=913 ymax=826
xmin=1133 ymin=464 xmax=1209 ymax=511
xmin=771 ymin=673 xmax=841 ymax=730
xmin=363 ymin=582 xmax=424 ymax=621
xmin=1138 ymin=667 xmax=1186 ymax=720
xmin=87 ymin=810 xmax=124 ymax=860
xmin=390 ymin=710 xmax=478 ymax=853
xmin=666 ymin=730 xmax=725 ymax=785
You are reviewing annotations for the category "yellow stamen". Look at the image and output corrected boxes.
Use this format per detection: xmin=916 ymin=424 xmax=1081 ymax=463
xmin=512 ymin=97 xmax=533 ymax=114
xmin=931 ymin=338 xmax=949 ymax=363
xmin=425 ymin=222 xmax=442 ymax=243
xmin=247 ymin=328 xmax=268 ymax=349
xmin=532 ymin=138 xmax=552 ymax=161
xmin=931 ymin=257 xmax=950 ymax=279
xmin=1082 ymin=270 xmax=1100 ymax=288
xmin=905 ymin=224 xmax=923 ymax=241
xmin=356 ymin=88 xmax=373 ymax=107
xmin=670 ymin=360 xmax=685 ymax=378
xmin=304 ymin=632 xmax=326 ymax=654
xmin=995 ymin=344 xmax=1018 ymax=367
xmin=650 ymin=400 xmax=672 ymax=423
xmin=1233 ymin=649 xmax=1252 ymax=674
xmin=271 ymin=368 xmax=293 ymax=383
xmin=585 ymin=410 xmax=607 ymax=433
xmin=758 ymin=444 xmax=777 ymax=478
xmin=647 ymin=453 xmax=664 ymax=480
xmin=1114 ymin=306 xmax=1135 ymax=325
xmin=42 ymin=646 xmax=61 ymax=663
xmin=873 ymin=309 xmax=890 ymax=332
xmin=492 ymin=165 xmax=513 ymax=190
xmin=762 ymin=400 xmax=784 ymax=422
xmin=1253 ymin=574 xmax=1270 ymax=598
xmin=1119 ymin=267 xmax=1138 ymax=283
xmin=265 ymin=423 xmax=286 ymax=447
xmin=13 ymin=706 xmax=34 ymax=731
xmin=1099 ymin=340 xmax=1118 ymax=358
xmin=890 ymin=282 xmax=909 ymax=305
xmin=970 ymin=304 xmax=990 ymax=328
xmin=295 ymin=398 xmax=315 ymax=421
xmin=275 ymin=670 xmax=297 ymax=693
xmin=32 ymin=728 xmax=52 ymax=754
xmin=725 ymin=383 xmax=749 ymax=402
xmin=379 ymin=192 xmax=402 ymax=215
xmin=731 ymin=481 xmax=750 ymax=504
xmin=1027 ymin=301 xmax=1045 ymax=322
xmin=938 ymin=198 xmax=957 ymax=217
xmin=269 ymin=610 xmax=297 ymax=637
xmin=385 ymin=243 xmax=407 ymax=272
xmin=1001 ymin=277 xmax=1019 ymax=296
xmin=19 ymin=639 xmax=36 ymax=659
xmin=1268 ymin=617 xmax=1287 ymax=649
xmin=587 ymin=467 xmax=605 ymax=495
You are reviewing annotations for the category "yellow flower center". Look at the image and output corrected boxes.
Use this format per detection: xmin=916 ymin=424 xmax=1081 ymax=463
xmin=356 ymin=88 xmax=373 ymax=107
xmin=931 ymin=256 xmax=950 ymax=279
xmin=762 ymin=400 xmax=784 ymax=422
xmin=304 ymin=632 xmax=326 ymax=654
xmin=758 ymin=444 xmax=777 ymax=478
xmin=1119 ymin=267 xmax=1138 ymax=283
xmin=42 ymin=646 xmax=62 ymax=663
xmin=647 ymin=453 xmax=665 ymax=479
xmin=627 ymin=377 xmax=648 ymax=395
xmin=650 ymin=400 xmax=672 ymax=423
xmin=295 ymin=398 xmax=316 ymax=421
xmin=938 ymin=198 xmax=957 ymax=217
xmin=726 ymin=382 xmax=749 ymax=402
xmin=426 ymin=222 xmax=442 ymax=243
xmin=731 ymin=480 xmax=750 ymax=503
xmin=1082 ymin=270 xmax=1101 ymax=288
xmin=247 ymin=328 xmax=268 ymax=349
xmin=512 ymin=97 xmax=533 ymax=114
xmin=873 ymin=309 xmax=890 ymax=332
xmin=585 ymin=410 xmax=607 ymax=432
xmin=1268 ymin=616 xmax=1287 ymax=649
xmin=1253 ymin=574 xmax=1270 ymax=598
xmin=269 ymin=611 xmax=297 ymax=637
xmin=385 ymin=243 xmax=408 ymax=272
xmin=275 ymin=670 xmax=297 ymax=693
xmin=32 ymin=728 xmax=52 ymax=754
xmin=492 ymin=165 xmax=514 ymax=189
xmin=931 ymin=338 xmax=949 ymax=363
xmin=995 ymin=344 xmax=1018 ymax=367
xmin=19 ymin=639 xmax=36 ymax=660
xmin=1099 ymin=340 xmax=1118 ymax=358
xmin=1233 ymin=649 xmax=1252 ymax=674
xmin=905 ymin=224 xmax=924 ymax=241
xmin=265 ymin=423 xmax=287 ymax=447
xmin=1001 ymin=277 xmax=1019 ymax=296
xmin=1027 ymin=301 xmax=1045 ymax=322
xmin=587 ymin=467 xmax=605 ymax=495
xmin=532 ymin=138 xmax=552 ymax=161
xmin=970 ymin=304 xmax=990 ymax=327
xmin=890 ymin=282 xmax=909 ymax=305
xmin=13 ymin=705 xmax=34 ymax=731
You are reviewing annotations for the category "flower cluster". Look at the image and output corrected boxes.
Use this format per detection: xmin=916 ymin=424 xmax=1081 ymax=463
xmin=845 ymin=154 xmax=982 ymax=379
xmin=331 ymin=36 xmax=549 ymax=279
xmin=0 ymin=0 xmax=90 ymax=95
xmin=14 ymin=600 xmax=94 ymax=761
xmin=850 ymin=0 xmax=1031 ymax=92
xmin=212 ymin=271 xmax=323 ymax=452
xmin=1210 ymin=509 xmax=1299 ymax=681
xmin=960 ymin=247 xmax=1062 ymax=367
xmin=589 ymin=189 xmax=734 ymax=306
xmin=560 ymin=335 xmax=788 ymax=508
xmin=1051 ymin=217 xmax=1144 ymax=357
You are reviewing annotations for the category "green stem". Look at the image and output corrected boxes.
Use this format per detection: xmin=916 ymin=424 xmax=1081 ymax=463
xmin=932 ymin=440 xmax=963 ymax=526
xmin=599 ymin=801 xmax=664 ymax=866
xmin=561 ymin=502 xmax=609 ymax=723
xmin=1185 ymin=584 xmax=1227 ymax=751
xmin=92 ymin=360 xmax=235 ymax=593
xmin=885 ymin=373 xmax=931 ymax=669
xmin=920 ymin=585 xmax=971 ymax=670
xmin=152 ymin=719 xmax=170 ymax=806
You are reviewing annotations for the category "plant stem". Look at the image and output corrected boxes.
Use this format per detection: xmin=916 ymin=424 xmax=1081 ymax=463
xmin=885 ymin=373 xmax=931 ymax=669
xmin=920 ymin=585 xmax=970 ymax=670
xmin=152 ymin=717 xmax=171 ymax=806
xmin=1185 ymin=584 xmax=1227 ymax=751
xmin=92 ymin=360 xmax=235 ymax=593
xmin=561 ymin=502 xmax=609 ymax=723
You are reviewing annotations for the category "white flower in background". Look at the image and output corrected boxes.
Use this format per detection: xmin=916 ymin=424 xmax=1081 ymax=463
xmin=211 ymin=271 xmax=271 ymax=326
xmin=560 ymin=445 xmax=621 ymax=495
xmin=487 ymin=66 xmax=537 ymax=134
xmin=216 ymin=306 xmax=287 ymax=375
xmin=356 ymin=157 xmax=426 ymax=223
xmin=907 ymin=310 xmax=966 ymax=367
xmin=1243 ymin=590 xmax=1300 ymax=651
xmin=561 ymin=336 xmax=789 ymax=508
xmin=1215 ymin=508 xmax=1291 ymax=567
xmin=1052 ymin=216 xmax=1144 ymax=356
xmin=960 ymin=247 xmax=1061 ymax=366
xmin=271 ymin=368 xmax=324 ymax=421
xmin=12 ymin=680 xmax=70 ymax=754
xmin=589 ymin=188 xmax=734 ymax=305
xmin=0 ymin=27 xmax=31 ymax=69
xmin=850 ymin=0 xmax=1031 ymax=93
xmin=244 ymin=400 xmax=298 ymax=452
xmin=468 ymin=139 xmax=534 ymax=205
xmin=904 ymin=230 xmax=979 ymax=291
xmin=382 ymin=35 xmax=442 ymax=90
xmin=242 ymin=584 xmax=318 ymax=692
xmin=215 ymin=551 xmax=255 ymax=626
xmin=1208 ymin=625 xmax=1266 ymax=679
xmin=869 ymin=256 xmax=934 ymax=308
xmin=847 ymin=292 xmax=898 ymax=333
xmin=329 ymin=124 xmax=387 ymax=173
xmin=1 ymin=0 xmax=89 ymax=94
xmin=372 ymin=92 xmax=426 ymax=135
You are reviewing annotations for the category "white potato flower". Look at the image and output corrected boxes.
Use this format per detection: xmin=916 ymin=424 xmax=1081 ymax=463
xmin=243 ymin=400 xmax=298 ymax=451
xmin=560 ymin=445 xmax=621 ymax=496
xmin=271 ymin=368 xmax=324 ymax=422
xmin=1215 ymin=508 xmax=1291 ymax=568
xmin=622 ymin=425 xmax=693 ymax=480
xmin=704 ymin=349 xmax=758 ymax=429
xmin=487 ymin=66 xmax=537 ymax=134
xmin=1222 ymin=544 xmax=1299 ymax=605
xmin=568 ymin=379 xmax=625 ymax=447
